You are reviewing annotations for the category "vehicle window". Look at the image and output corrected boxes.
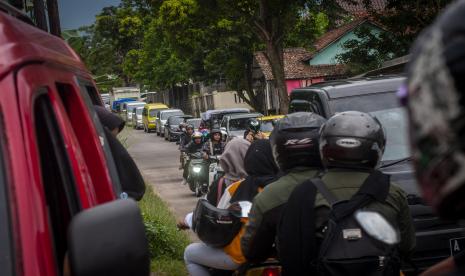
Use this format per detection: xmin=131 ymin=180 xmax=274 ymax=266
xmin=229 ymin=118 xmax=251 ymax=131
xmin=370 ymin=107 xmax=410 ymax=161
xmin=34 ymin=94 xmax=81 ymax=274
xmin=149 ymin=109 xmax=158 ymax=117
xmin=143 ymin=108 xmax=148 ymax=116
xmin=81 ymin=84 xmax=101 ymax=105
xmin=330 ymin=92 xmax=409 ymax=161
xmin=170 ymin=117 xmax=186 ymax=125
xmin=60 ymin=82 xmax=121 ymax=199
xmin=0 ymin=114 xmax=15 ymax=276
xmin=187 ymin=119 xmax=201 ymax=128
xmin=161 ymin=111 xmax=183 ymax=120
xmin=329 ymin=92 xmax=398 ymax=114
xmin=221 ymin=118 xmax=227 ymax=128
xmin=260 ymin=121 xmax=274 ymax=132
xmin=136 ymin=108 xmax=143 ymax=115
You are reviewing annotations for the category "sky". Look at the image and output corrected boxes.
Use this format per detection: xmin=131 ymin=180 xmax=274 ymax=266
xmin=58 ymin=0 xmax=121 ymax=30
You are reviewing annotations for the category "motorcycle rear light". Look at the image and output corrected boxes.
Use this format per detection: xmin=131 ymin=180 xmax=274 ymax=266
xmin=262 ymin=267 xmax=280 ymax=276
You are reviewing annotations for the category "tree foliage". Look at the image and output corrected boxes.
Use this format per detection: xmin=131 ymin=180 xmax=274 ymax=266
xmin=338 ymin=0 xmax=453 ymax=74
xmin=68 ymin=0 xmax=341 ymax=112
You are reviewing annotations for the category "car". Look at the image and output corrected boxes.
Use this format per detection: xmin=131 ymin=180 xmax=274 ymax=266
xmin=132 ymin=106 xmax=144 ymax=129
xmin=257 ymin=115 xmax=284 ymax=138
xmin=156 ymin=109 xmax=184 ymax=136
xmin=164 ymin=115 xmax=193 ymax=141
xmin=123 ymin=101 xmax=145 ymax=124
xmin=220 ymin=113 xmax=263 ymax=141
xmin=186 ymin=118 xmax=201 ymax=132
xmin=200 ymin=108 xmax=250 ymax=130
xmin=289 ymin=75 xmax=465 ymax=273
xmin=142 ymin=103 xmax=169 ymax=133
xmin=0 ymin=3 xmax=149 ymax=275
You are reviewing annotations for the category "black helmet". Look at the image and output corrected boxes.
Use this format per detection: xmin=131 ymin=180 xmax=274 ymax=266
xmin=403 ymin=1 xmax=465 ymax=218
xmin=320 ymin=111 xmax=385 ymax=170
xmin=247 ymin=119 xmax=261 ymax=132
xmin=270 ymin=112 xmax=326 ymax=171
xmin=192 ymin=199 xmax=242 ymax=248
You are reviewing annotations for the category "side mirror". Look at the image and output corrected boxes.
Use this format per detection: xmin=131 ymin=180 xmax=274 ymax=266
xmin=354 ymin=210 xmax=399 ymax=245
xmin=68 ymin=199 xmax=150 ymax=276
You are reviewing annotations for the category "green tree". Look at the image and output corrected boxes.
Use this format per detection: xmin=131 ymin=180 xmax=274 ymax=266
xmin=338 ymin=0 xmax=453 ymax=74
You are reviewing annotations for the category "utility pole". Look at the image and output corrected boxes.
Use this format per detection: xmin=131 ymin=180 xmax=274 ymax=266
xmin=33 ymin=0 xmax=47 ymax=32
xmin=46 ymin=0 xmax=61 ymax=36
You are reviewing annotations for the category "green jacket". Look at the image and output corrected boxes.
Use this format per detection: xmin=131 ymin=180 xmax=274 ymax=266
xmin=241 ymin=167 xmax=319 ymax=262
xmin=241 ymin=168 xmax=416 ymax=263
xmin=316 ymin=170 xmax=416 ymax=257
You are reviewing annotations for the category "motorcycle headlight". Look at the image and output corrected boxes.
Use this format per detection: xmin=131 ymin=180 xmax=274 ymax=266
xmin=193 ymin=167 xmax=201 ymax=173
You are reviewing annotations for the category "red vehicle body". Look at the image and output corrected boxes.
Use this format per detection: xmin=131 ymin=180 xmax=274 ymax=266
xmin=0 ymin=5 xmax=140 ymax=276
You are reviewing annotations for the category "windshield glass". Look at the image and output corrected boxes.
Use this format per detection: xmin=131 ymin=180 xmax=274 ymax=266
xmin=170 ymin=116 xmax=185 ymax=125
xmin=162 ymin=111 xmax=183 ymax=120
xmin=149 ymin=108 xmax=165 ymax=117
xmin=229 ymin=118 xmax=252 ymax=131
xmin=187 ymin=119 xmax=201 ymax=128
xmin=260 ymin=121 xmax=274 ymax=132
xmin=136 ymin=108 xmax=143 ymax=115
xmin=330 ymin=92 xmax=410 ymax=162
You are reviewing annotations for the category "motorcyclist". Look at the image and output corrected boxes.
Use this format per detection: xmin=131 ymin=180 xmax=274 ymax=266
xmin=202 ymin=128 xmax=225 ymax=159
xmin=180 ymin=124 xmax=194 ymax=151
xmin=182 ymin=132 xmax=204 ymax=184
xmin=241 ymin=112 xmax=326 ymax=263
xmin=277 ymin=111 xmax=416 ymax=275
xmin=182 ymin=140 xmax=280 ymax=275
xmin=402 ymin=2 xmax=465 ymax=274
xmin=179 ymin=124 xmax=194 ymax=169
xmin=244 ymin=119 xmax=265 ymax=142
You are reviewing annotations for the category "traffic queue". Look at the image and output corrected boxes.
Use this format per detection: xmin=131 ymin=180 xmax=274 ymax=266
xmin=3 ymin=0 xmax=465 ymax=275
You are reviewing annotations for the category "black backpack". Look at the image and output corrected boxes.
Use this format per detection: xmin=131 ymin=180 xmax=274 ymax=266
xmin=278 ymin=170 xmax=400 ymax=276
xmin=312 ymin=175 xmax=400 ymax=276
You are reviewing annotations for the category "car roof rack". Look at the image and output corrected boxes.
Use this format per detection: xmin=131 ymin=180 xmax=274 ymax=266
xmin=0 ymin=1 xmax=35 ymax=26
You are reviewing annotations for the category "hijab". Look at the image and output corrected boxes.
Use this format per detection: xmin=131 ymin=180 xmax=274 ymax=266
xmin=230 ymin=139 xmax=280 ymax=203
xmin=220 ymin=138 xmax=250 ymax=184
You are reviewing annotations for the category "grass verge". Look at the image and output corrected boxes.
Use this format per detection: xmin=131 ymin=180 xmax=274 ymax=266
xmin=139 ymin=186 xmax=190 ymax=276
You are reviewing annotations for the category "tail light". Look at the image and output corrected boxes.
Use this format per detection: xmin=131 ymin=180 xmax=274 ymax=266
xmin=261 ymin=267 xmax=280 ymax=276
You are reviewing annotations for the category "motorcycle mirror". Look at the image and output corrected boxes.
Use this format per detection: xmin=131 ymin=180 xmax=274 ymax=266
xmin=354 ymin=210 xmax=399 ymax=245
xmin=229 ymin=201 xmax=252 ymax=218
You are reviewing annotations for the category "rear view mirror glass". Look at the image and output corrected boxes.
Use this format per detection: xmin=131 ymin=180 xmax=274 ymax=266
xmin=354 ymin=210 xmax=399 ymax=245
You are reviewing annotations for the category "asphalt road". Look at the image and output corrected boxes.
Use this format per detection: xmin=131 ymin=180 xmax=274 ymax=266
xmin=126 ymin=128 xmax=198 ymax=240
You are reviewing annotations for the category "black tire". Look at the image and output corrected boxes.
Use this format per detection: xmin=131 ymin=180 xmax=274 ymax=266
xmin=156 ymin=127 xmax=160 ymax=136
xmin=164 ymin=130 xmax=168 ymax=141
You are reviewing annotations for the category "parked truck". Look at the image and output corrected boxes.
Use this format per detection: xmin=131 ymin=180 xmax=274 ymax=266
xmin=110 ymin=87 xmax=141 ymax=107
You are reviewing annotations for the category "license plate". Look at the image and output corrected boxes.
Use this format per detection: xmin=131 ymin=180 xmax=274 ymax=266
xmin=450 ymin=237 xmax=465 ymax=256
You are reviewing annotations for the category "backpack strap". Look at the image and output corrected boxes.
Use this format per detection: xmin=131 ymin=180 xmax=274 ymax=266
xmin=311 ymin=177 xmax=340 ymax=206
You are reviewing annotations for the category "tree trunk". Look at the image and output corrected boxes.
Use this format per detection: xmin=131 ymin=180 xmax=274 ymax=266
xmin=265 ymin=41 xmax=288 ymax=114
xmin=33 ymin=0 xmax=48 ymax=32
xmin=46 ymin=0 xmax=61 ymax=37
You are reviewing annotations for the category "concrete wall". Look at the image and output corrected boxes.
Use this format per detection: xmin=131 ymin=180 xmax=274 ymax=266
xmin=190 ymin=91 xmax=252 ymax=117
xmin=310 ymin=23 xmax=383 ymax=65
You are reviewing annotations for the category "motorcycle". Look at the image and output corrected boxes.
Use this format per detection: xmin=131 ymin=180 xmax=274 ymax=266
xmin=208 ymin=155 xmax=224 ymax=187
xmin=187 ymin=152 xmax=210 ymax=197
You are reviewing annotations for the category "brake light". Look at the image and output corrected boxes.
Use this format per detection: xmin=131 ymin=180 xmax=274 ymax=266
xmin=262 ymin=267 xmax=280 ymax=276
